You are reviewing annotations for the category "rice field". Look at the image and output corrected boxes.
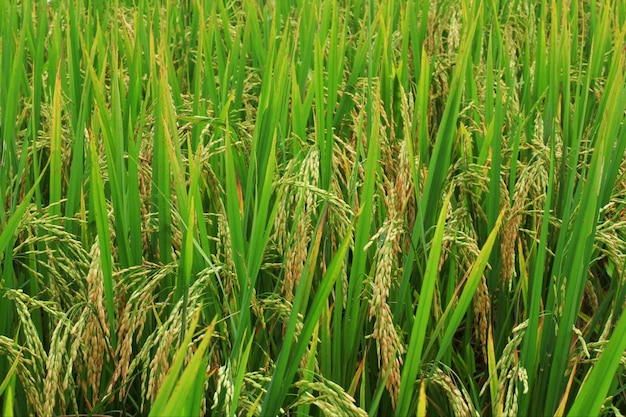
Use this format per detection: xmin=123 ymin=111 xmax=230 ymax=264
xmin=1 ymin=0 xmax=626 ymax=415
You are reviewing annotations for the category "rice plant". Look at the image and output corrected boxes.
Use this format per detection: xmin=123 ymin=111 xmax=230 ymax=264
xmin=1 ymin=0 xmax=625 ymax=416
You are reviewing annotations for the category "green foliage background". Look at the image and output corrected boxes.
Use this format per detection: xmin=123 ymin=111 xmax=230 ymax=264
xmin=0 ymin=0 xmax=625 ymax=415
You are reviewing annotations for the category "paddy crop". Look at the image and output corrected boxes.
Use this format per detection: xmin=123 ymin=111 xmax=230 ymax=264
xmin=1 ymin=0 xmax=625 ymax=416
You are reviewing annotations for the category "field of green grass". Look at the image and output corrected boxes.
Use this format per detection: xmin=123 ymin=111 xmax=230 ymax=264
xmin=1 ymin=0 xmax=626 ymax=415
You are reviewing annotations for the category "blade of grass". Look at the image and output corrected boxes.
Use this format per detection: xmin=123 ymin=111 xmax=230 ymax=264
xmin=343 ymin=97 xmax=380 ymax=377
xmin=87 ymin=44 xmax=132 ymax=268
xmin=49 ymin=64 xmax=63 ymax=220
xmin=486 ymin=324 xmax=502 ymax=417
xmin=149 ymin=312 xmax=216 ymax=417
xmin=543 ymin=25 xmax=625 ymax=413
xmin=89 ymin=135 xmax=117 ymax=348
xmin=416 ymin=379 xmax=427 ymax=417
xmin=567 ymin=306 xmax=626 ymax=417
xmin=0 ymin=349 xmax=20 ymax=397
xmin=1 ymin=373 xmax=15 ymax=417
xmin=519 ymin=126 xmax=556 ymax=416
xmin=149 ymin=28 xmax=172 ymax=266
xmin=429 ymin=208 xmax=505 ymax=363
xmin=396 ymin=188 xmax=452 ymax=417
xmin=262 ymin=208 xmax=353 ymax=416
xmin=231 ymin=334 xmax=254 ymax=415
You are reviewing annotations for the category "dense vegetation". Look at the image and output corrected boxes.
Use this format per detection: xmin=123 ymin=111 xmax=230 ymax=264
xmin=1 ymin=0 xmax=625 ymax=415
